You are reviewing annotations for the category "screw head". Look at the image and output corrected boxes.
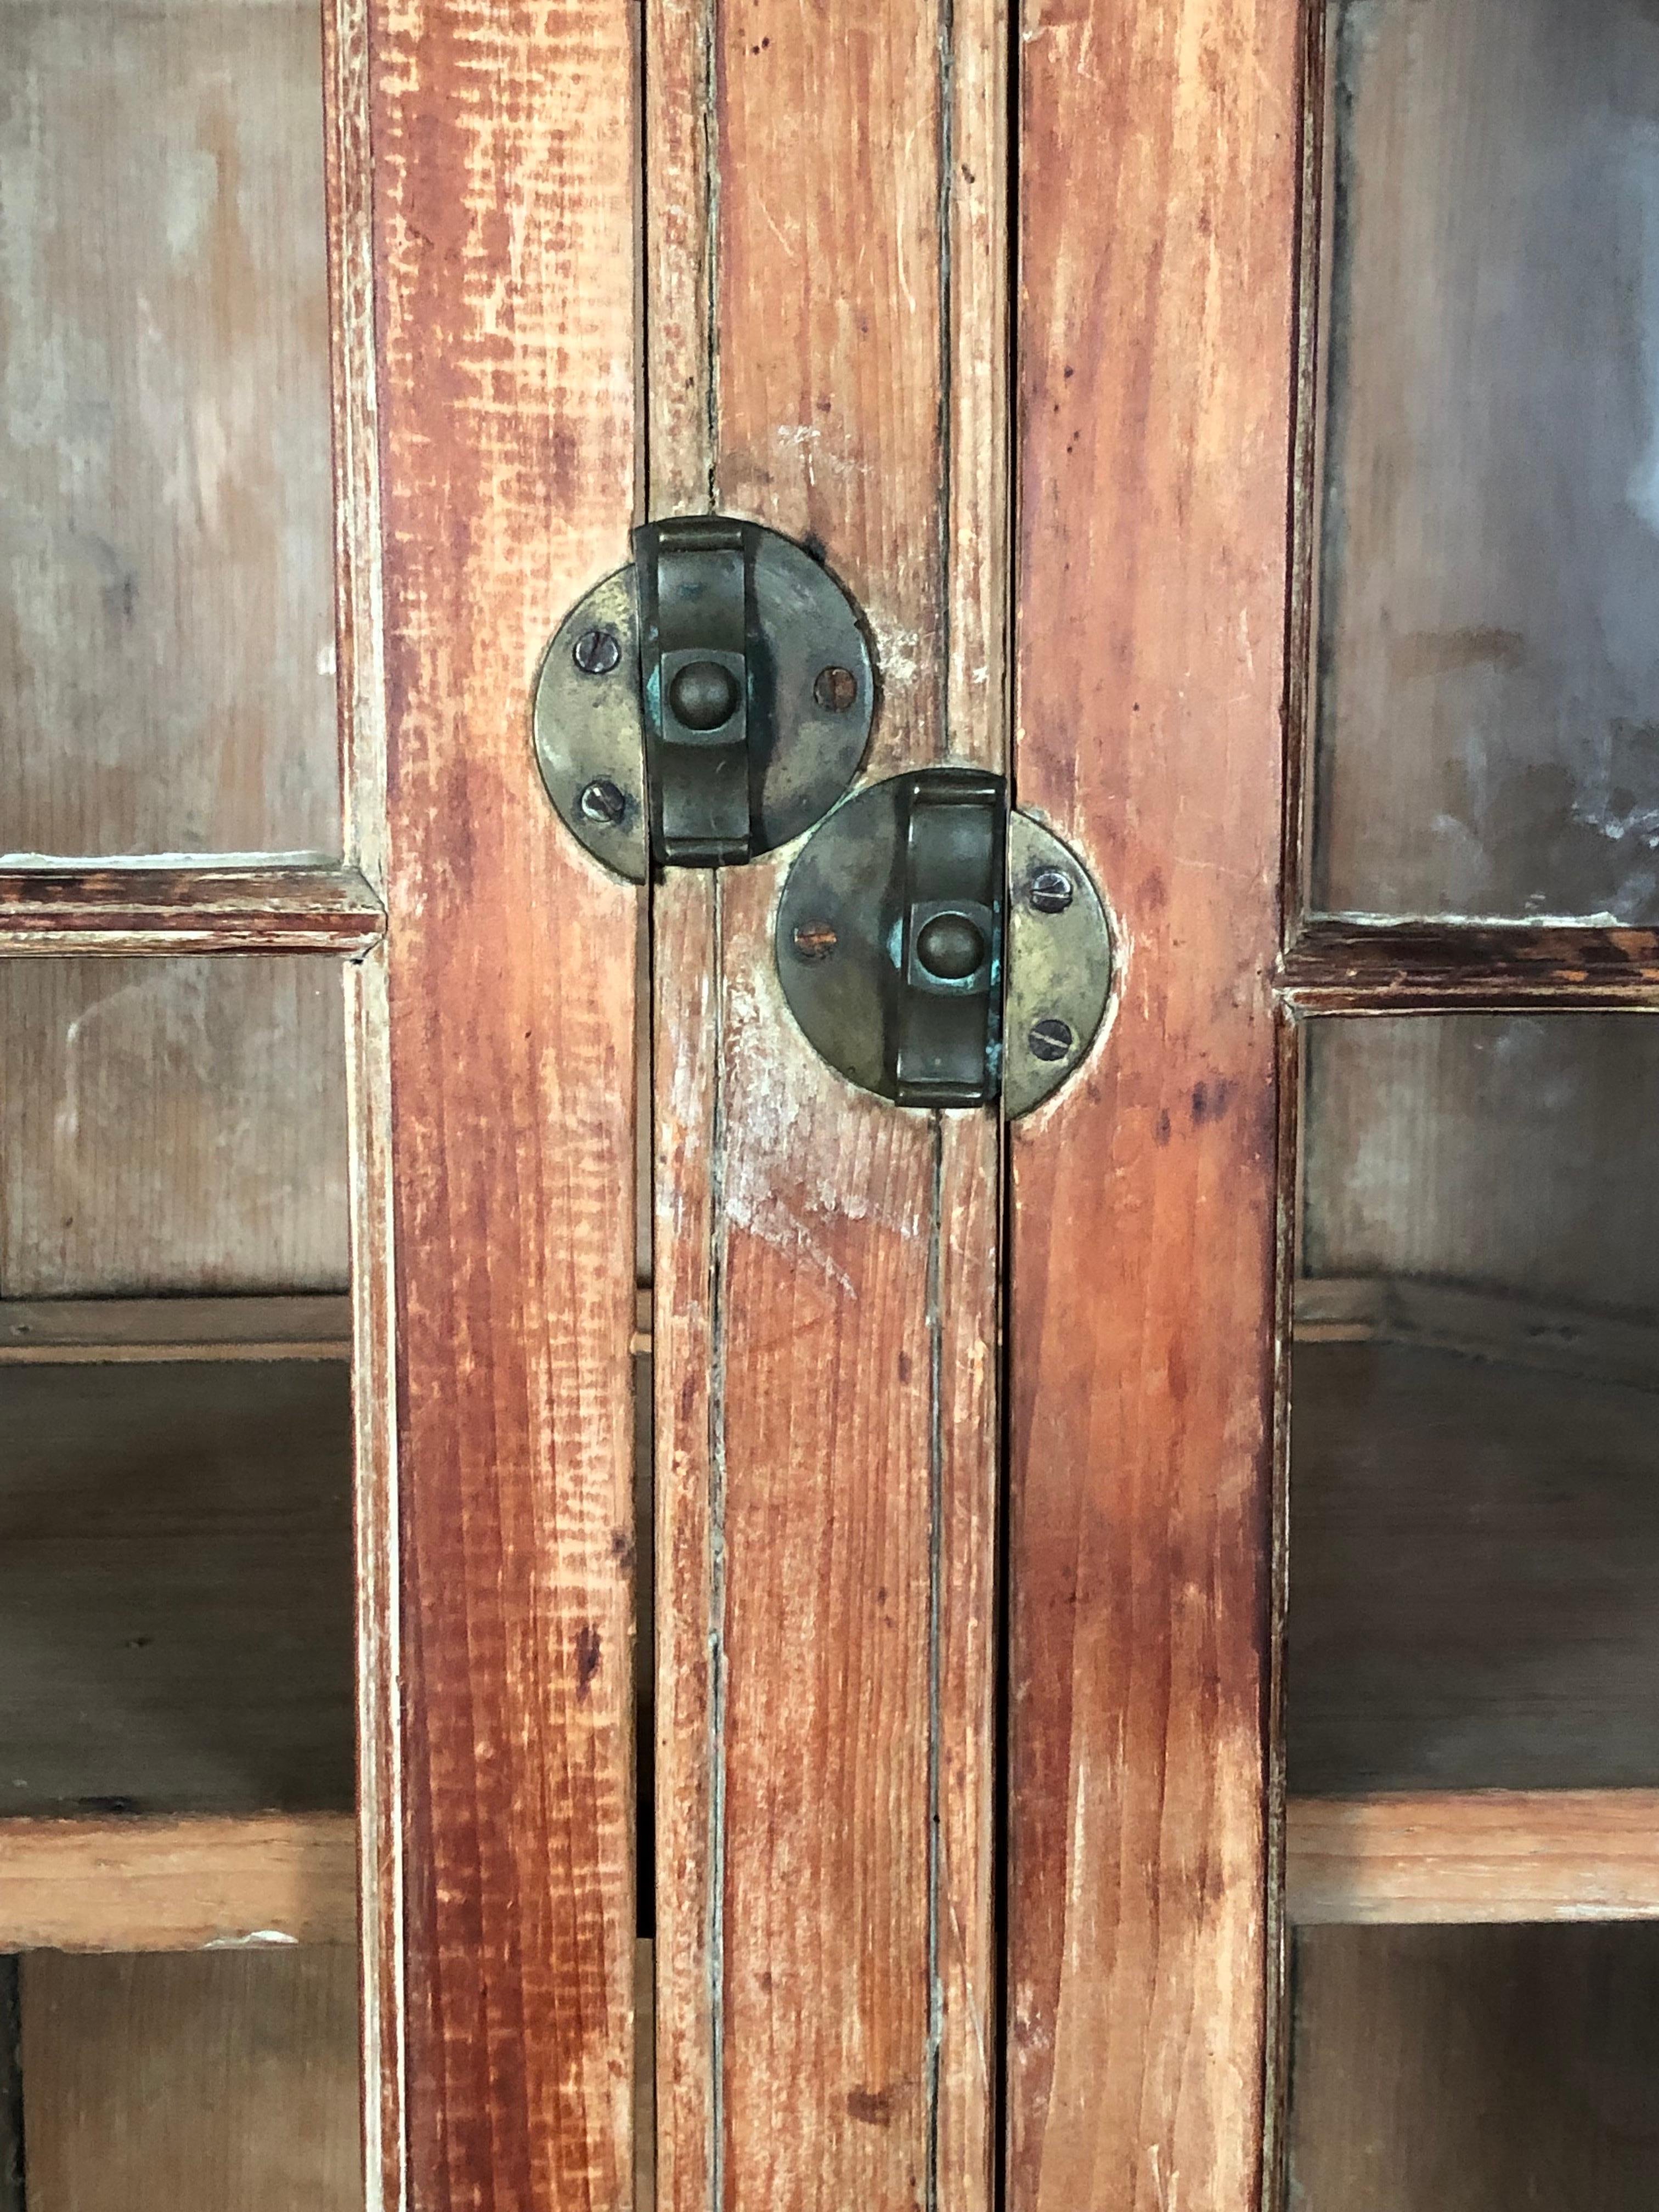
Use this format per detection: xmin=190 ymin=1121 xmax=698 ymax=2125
xmin=813 ymin=665 xmax=858 ymax=713
xmin=1028 ymin=1016 xmax=1075 ymax=1063
xmin=1028 ymin=867 xmax=1074 ymax=914
xmin=916 ymin=913 xmax=988 ymax=981
xmin=669 ymin=659 xmax=741 ymax=731
xmin=792 ymin=920 xmax=839 ymax=963
xmin=578 ymin=777 xmax=628 ymax=826
xmin=573 ymin=627 xmax=622 ymax=676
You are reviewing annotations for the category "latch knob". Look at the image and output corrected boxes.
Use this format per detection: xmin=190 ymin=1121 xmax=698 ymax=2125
xmin=533 ymin=516 xmax=874 ymax=881
xmin=775 ymin=768 xmax=1113 ymax=1116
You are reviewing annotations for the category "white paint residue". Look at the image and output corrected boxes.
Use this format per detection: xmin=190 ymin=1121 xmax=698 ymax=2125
xmin=204 ymin=1930 xmax=301 ymax=1949
xmin=1148 ymin=2143 xmax=1178 ymax=2212
xmin=722 ymin=968 xmax=856 ymax=1295
xmin=163 ymin=149 xmax=218 ymax=261
xmin=868 ymin=616 xmax=923 ymax=690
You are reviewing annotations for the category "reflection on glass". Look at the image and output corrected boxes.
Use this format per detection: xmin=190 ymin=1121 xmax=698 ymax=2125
xmin=0 ymin=0 xmax=339 ymax=856
xmin=1289 ymin=1016 xmax=1659 ymax=1793
xmin=1312 ymin=0 xmax=1659 ymax=921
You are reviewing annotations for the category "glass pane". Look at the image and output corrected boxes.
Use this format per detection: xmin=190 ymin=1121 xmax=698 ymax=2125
xmin=0 ymin=0 xmax=339 ymax=856
xmin=0 ymin=961 xmax=352 ymax=1818
xmin=1290 ymin=1014 xmax=1659 ymax=1793
xmin=0 ymin=959 xmax=349 ymax=1296
xmin=1311 ymin=0 xmax=1659 ymax=922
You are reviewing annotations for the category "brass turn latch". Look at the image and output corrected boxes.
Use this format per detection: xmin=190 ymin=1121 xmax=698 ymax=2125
xmin=776 ymin=766 xmax=1113 ymax=1116
xmin=535 ymin=520 xmax=1113 ymax=1115
xmin=533 ymin=514 xmax=874 ymax=879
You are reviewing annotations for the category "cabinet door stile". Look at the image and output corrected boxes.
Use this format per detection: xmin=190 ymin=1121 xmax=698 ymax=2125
xmin=646 ymin=4 xmax=1008 ymax=2205
xmin=1007 ymin=2 xmax=1301 ymax=2207
xmin=365 ymin=0 xmax=642 ymax=2202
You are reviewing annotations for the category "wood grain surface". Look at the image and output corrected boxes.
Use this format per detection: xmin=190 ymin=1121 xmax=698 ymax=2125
xmin=20 ymin=1950 xmax=361 ymax=2212
xmin=0 ymin=864 xmax=381 ymax=955
xmin=646 ymin=2 xmax=1007 ymax=2206
xmin=366 ymin=0 xmax=642 ymax=2198
xmin=0 ymin=1293 xmax=351 ymax=1364
xmin=1286 ymin=1790 xmax=1659 ymax=1925
xmin=1007 ymin=0 xmax=1300 ymax=2205
xmin=1281 ymin=920 xmax=1659 ymax=1010
xmin=0 ymin=1812 xmax=356 ymax=1951
xmin=0 ymin=0 xmax=341 ymax=860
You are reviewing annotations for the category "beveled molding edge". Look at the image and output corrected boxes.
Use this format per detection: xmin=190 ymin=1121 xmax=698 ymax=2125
xmin=1278 ymin=917 xmax=1659 ymax=1012
xmin=0 ymin=859 xmax=385 ymax=956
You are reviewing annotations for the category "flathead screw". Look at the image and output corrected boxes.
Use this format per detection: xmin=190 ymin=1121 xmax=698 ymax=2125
xmin=813 ymin=665 xmax=858 ymax=713
xmin=1028 ymin=1017 xmax=1074 ymax=1062
xmin=1028 ymin=867 xmax=1074 ymax=914
xmin=792 ymin=920 xmax=839 ymax=962
xmin=573 ymin=627 xmax=622 ymax=675
xmin=578 ymin=778 xmax=628 ymax=826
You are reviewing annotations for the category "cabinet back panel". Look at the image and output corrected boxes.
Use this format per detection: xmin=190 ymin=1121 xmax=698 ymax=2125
xmin=1290 ymin=1925 xmax=1659 ymax=2210
xmin=19 ymin=1950 xmax=359 ymax=2212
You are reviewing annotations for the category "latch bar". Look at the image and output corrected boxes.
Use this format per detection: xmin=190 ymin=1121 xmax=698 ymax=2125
xmin=890 ymin=769 xmax=1005 ymax=1106
xmin=634 ymin=516 xmax=759 ymax=868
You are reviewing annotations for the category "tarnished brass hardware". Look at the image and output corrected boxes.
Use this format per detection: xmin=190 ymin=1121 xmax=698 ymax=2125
xmin=533 ymin=516 xmax=874 ymax=881
xmin=775 ymin=769 xmax=1112 ymax=1115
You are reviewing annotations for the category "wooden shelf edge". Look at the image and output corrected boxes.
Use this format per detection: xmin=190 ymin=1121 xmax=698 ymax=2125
xmin=0 ymin=861 xmax=385 ymax=956
xmin=1287 ymin=1791 xmax=1659 ymax=1925
xmin=0 ymin=1295 xmax=353 ymax=1364
xmin=1294 ymin=1277 xmax=1659 ymax=1391
xmin=0 ymin=1812 xmax=357 ymax=1953
xmin=1278 ymin=919 xmax=1659 ymax=1011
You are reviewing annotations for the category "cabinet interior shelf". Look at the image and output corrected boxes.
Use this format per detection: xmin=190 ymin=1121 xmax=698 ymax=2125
xmin=1286 ymin=1791 xmax=1659 ymax=1925
xmin=5 ymin=1787 xmax=1657 ymax=1954
xmin=0 ymin=1812 xmax=355 ymax=1952
xmin=6 ymin=1284 xmax=1658 ymax=1949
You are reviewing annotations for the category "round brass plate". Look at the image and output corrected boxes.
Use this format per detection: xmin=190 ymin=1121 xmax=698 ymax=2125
xmin=1003 ymin=812 xmax=1113 ymax=1116
xmin=532 ymin=527 xmax=876 ymax=881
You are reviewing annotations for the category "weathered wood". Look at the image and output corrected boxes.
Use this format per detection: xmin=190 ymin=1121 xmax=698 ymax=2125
xmin=0 ymin=957 xmax=349 ymax=1299
xmin=0 ymin=1294 xmax=352 ymax=1364
xmin=343 ymin=946 xmax=404 ymax=2209
xmin=0 ymin=864 xmax=381 ymax=956
xmin=1286 ymin=1791 xmax=1659 ymax=1925
xmin=367 ymin=0 xmax=641 ymax=2199
xmin=0 ymin=0 xmax=341 ymax=860
xmin=646 ymin=1 xmax=1006 ymax=2203
xmin=1289 ymin=1923 xmax=1659 ymax=2212
xmin=0 ymin=1813 xmax=356 ymax=1952
xmin=1280 ymin=921 xmax=1659 ymax=1011
xmin=20 ymin=1950 xmax=360 ymax=2212
xmin=1007 ymin=0 xmax=1300 ymax=2204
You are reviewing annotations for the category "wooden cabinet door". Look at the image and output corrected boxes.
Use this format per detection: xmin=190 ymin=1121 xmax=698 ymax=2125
xmin=14 ymin=0 xmax=1654 ymax=2201
xmin=352 ymin=0 xmax=1296 ymax=2205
